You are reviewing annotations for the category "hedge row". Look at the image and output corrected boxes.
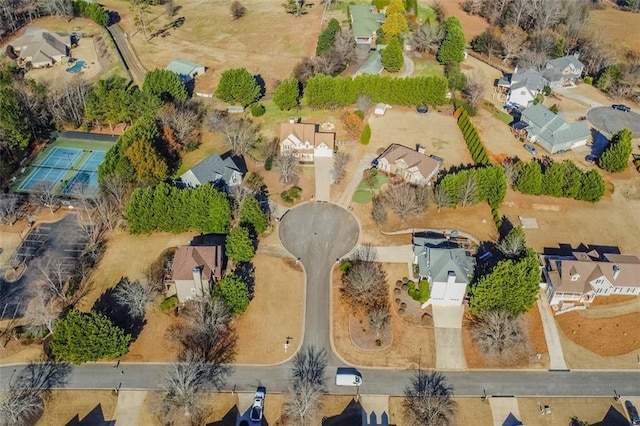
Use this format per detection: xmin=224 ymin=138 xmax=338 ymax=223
xmin=437 ymin=165 xmax=507 ymax=209
xmin=456 ymin=107 xmax=490 ymax=165
xmin=304 ymin=74 xmax=449 ymax=109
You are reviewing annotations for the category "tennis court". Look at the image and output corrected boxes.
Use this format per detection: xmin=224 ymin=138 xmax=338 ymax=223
xmin=14 ymin=132 xmax=116 ymax=197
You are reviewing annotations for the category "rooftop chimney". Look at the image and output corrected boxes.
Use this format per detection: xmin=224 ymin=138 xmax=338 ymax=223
xmin=613 ymin=265 xmax=620 ymax=280
xmin=447 ymin=271 xmax=456 ymax=284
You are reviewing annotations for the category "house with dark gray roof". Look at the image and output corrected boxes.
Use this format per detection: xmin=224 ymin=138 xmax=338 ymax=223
xmin=11 ymin=27 xmax=70 ymax=68
xmin=497 ymin=67 xmax=548 ymax=108
xmin=349 ymin=5 xmax=385 ymax=45
xmin=543 ymin=54 xmax=584 ymax=88
xmin=518 ymin=104 xmax=591 ymax=154
xmin=178 ymin=153 xmax=243 ymax=189
xmin=413 ymin=234 xmax=475 ymax=307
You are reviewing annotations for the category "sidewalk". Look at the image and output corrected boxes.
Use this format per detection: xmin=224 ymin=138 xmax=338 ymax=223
xmin=537 ymin=292 xmax=569 ymax=371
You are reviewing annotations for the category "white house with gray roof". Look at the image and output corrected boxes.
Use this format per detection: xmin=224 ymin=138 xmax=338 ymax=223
xmin=518 ymin=104 xmax=591 ymax=154
xmin=165 ymin=59 xmax=206 ymax=83
xmin=413 ymin=234 xmax=475 ymax=307
xmin=497 ymin=67 xmax=548 ymax=108
xmin=179 ymin=153 xmax=243 ymax=189
xmin=11 ymin=27 xmax=70 ymax=68
xmin=543 ymin=54 xmax=584 ymax=88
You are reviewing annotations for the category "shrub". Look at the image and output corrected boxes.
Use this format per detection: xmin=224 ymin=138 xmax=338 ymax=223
xmin=160 ymin=296 xmax=178 ymax=312
xmin=549 ymin=104 xmax=559 ymax=114
xmin=360 ymin=124 xmax=371 ymax=145
xmin=407 ymin=279 xmax=430 ymax=303
xmin=250 ymin=103 xmax=266 ymax=117
xmin=584 ymin=76 xmax=593 ymax=85
xmin=339 ymin=260 xmax=353 ymax=274
xmin=264 ymin=156 xmax=273 ymax=171
xmin=355 ymin=109 xmax=365 ymax=120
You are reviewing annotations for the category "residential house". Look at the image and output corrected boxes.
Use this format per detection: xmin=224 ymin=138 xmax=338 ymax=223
xmin=497 ymin=67 xmax=548 ymax=108
xmin=543 ymin=53 xmax=584 ymax=88
xmin=165 ymin=59 xmax=206 ymax=83
xmin=11 ymin=27 xmax=70 ymax=68
xmin=171 ymin=235 xmax=225 ymax=302
xmin=374 ymin=144 xmax=441 ymax=186
xmin=355 ymin=50 xmax=384 ymax=76
xmin=540 ymin=247 xmax=640 ymax=311
xmin=413 ymin=234 xmax=475 ymax=307
xmin=518 ymin=104 xmax=591 ymax=154
xmin=178 ymin=153 xmax=244 ymax=189
xmin=349 ymin=5 xmax=385 ymax=45
xmin=279 ymin=121 xmax=335 ymax=163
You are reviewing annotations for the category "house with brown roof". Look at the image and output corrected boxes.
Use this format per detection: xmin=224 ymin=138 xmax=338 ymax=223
xmin=279 ymin=120 xmax=335 ymax=163
xmin=374 ymin=144 xmax=441 ymax=186
xmin=540 ymin=247 xmax=640 ymax=312
xmin=171 ymin=235 xmax=225 ymax=302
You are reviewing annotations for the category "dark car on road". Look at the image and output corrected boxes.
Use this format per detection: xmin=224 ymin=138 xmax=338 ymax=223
xmin=626 ymin=401 xmax=640 ymax=425
xmin=612 ymin=104 xmax=631 ymax=112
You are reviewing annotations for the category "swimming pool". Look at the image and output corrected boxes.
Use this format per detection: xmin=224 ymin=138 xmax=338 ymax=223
xmin=66 ymin=60 xmax=85 ymax=73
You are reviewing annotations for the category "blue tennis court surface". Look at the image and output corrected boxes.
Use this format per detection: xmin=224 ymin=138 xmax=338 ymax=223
xmin=40 ymin=147 xmax=82 ymax=169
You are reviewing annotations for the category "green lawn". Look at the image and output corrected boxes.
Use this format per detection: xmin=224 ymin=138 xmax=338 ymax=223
xmin=412 ymin=58 xmax=444 ymax=78
xmin=417 ymin=6 xmax=437 ymax=24
xmin=352 ymin=174 xmax=388 ymax=203
xmin=495 ymin=110 xmax=513 ymax=124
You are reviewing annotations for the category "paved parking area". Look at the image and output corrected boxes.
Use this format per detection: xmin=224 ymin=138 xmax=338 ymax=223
xmin=587 ymin=106 xmax=640 ymax=137
xmin=0 ymin=214 xmax=87 ymax=318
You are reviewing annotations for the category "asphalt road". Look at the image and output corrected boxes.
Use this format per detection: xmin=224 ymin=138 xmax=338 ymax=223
xmin=278 ymin=202 xmax=360 ymax=362
xmin=106 ymin=25 xmax=146 ymax=85
xmin=587 ymin=106 xmax=640 ymax=137
xmin=2 ymin=363 xmax=639 ymax=397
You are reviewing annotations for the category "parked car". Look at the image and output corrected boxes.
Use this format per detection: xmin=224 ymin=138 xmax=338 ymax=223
xmin=585 ymin=155 xmax=598 ymax=164
xmin=626 ymin=401 xmax=640 ymax=426
xmin=523 ymin=144 xmax=538 ymax=155
xmin=250 ymin=387 xmax=266 ymax=422
xmin=612 ymin=104 xmax=631 ymax=112
xmin=416 ymin=105 xmax=429 ymax=115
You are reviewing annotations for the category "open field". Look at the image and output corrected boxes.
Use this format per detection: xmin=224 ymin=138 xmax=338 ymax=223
xmin=36 ymin=390 xmax=117 ymax=425
xmin=589 ymin=7 xmax=640 ymax=55
xmin=101 ymin=0 xmax=324 ymax=94
xmin=332 ymin=263 xmax=437 ymax=368
xmin=436 ymin=0 xmax=490 ymax=42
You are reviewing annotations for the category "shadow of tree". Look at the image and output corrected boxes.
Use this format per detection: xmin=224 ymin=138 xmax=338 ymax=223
xmin=92 ymin=285 xmax=146 ymax=341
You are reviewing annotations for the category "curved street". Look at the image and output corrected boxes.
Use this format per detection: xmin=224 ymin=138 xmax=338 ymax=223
xmin=106 ymin=24 xmax=147 ymax=85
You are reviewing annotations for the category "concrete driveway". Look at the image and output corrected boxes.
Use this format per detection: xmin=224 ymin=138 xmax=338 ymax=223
xmin=537 ymin=293 xmax=569 ymax=371
xmin=113 ymin=390 xmax=147 ymax=424
xmin=278 ymin=202 xmax=360 ymax=359
xmin=337 ymin=153 xmax=376 ymax=207
xmin=587 ymin=106 xmax=640 ymax=137
xmin=314 ymin=156 xmax=333 ymax=202
xmin=432 ymin=305 xmax=467 ymax=370
xmin=489 ymin=397 xmax=522 ymax=426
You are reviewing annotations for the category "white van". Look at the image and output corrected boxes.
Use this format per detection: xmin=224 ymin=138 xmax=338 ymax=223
xmin=335 ymin=367 xmax=363 ymax=386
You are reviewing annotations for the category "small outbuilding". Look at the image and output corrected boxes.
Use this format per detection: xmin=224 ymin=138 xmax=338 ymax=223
xmin=165 ymin=59 xmax=206 ymax=83
xmin=374 ymin=103 xmax=389 ymax=116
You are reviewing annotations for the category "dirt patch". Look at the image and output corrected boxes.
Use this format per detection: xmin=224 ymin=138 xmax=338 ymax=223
xmin=438 ymin=0 xmax=490 ymax=42
xmin=518 ymin=397 xmax=625 ymax=426
xmin=234 ymin=254 xmax=304 ymax=364
xmin=332 ymin=263 xmax=436 ymax=368
xmin=348 ymin=312 xmax=393 ymax=350
xmin=501 ymin=187 xmax=640 ymax=256
xmin=462 ymin=306 xmax=548 ymax=369
xmin=36 ymin=390 xmax=117 ymax=425
xmin=555 ymin=311 xmax=640 ymax=357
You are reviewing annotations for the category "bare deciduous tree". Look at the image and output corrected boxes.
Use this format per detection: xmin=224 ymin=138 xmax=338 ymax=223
xmin=433 ymin=185 xmax=451 ymax=212
xmin=356 ymin=94 xmax=371 ymax=112
xmin=35 ymin=257 xmax=72 ymax=306
xmin=368 ymin=302 xmax=390 ymax=338
xmin=275 ymin=154 xmax=300 ymax=185
xmin=501 ymin=158 xmax=518 ymax=186
xmin=403 ymin=371 xmax=457 ymax=426
xmin=205 ymin=109 xmax=229 ymax=132
xmin=30 ymin=182 xmax=58 ymax=214
xmin=283 ymin=345 xmax=327 ymax=426
xmin=24 ymin=287 xmax=62 ymax=335
xmin=341 ymin=259 xmax=388 ymax=312
xmin=412 ymin=22 xmax=443 ymax=53
xmin=0 ymin=195 xmax=23 ymax=225
xmin=498 ymin=227 xmax=527 ymax=258
xmin=457 ymin=175 xmax=477 ymax=207
xmin=500 ymin=24 xmax=527 ymax=62
xmin=371 ymin=194 xmax=387 ymax=224
xmin=331 ymin=152 xmax=351 ymax=184
xmin=162 ymin=358 xmax=210 ymax=423
xmin=229 ymin=184 xmax=251 ymax=219
xmin=0 ymin=389 xmax=43 ymax=425
xmin=291 ymin=346 xmax=327 ymax=387
xmin=100 ymin=173 xmax=130 ymax=212
xmin=470 ymin=310 xmax=531 ymax=363
xmin=222 ymin=118 xmax=259 ymax=156
xmin=47 ymin=78 xmax=91 ymax=128
xmin=158 ymin=103 xmax=202 ymax=147
xmin=382 ymin=182 xmax=425 ymax=220
xmin=463 ymin=72 xmax=486 ymax=109
xmin=113 ymin=278 xmax=154 ymax=319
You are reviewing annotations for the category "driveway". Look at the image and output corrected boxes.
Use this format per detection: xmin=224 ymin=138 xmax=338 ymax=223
xmin=314 ymin=157 xmax=333 ymax=202
xmin=278 ymin=202 xmax=360 ymax=357
xmin=586 ymin=106 xmax=640 ymax=137
xmin=107 ymin=25 xmax=146 ymax=85
xmin=489 ymin=397 xmax=522 ymax=426
xmin=432 ymin=305 xmax=467 ymax=370
xmin=113 ymin=390 xmax=147 ymax=424
xmin=536 ymin=293 xmax=568 ymax=371
xmin=555 ymin=86 xmax=604 ymax=108
xmin=336 ymin=153 xmax=376 ymax=207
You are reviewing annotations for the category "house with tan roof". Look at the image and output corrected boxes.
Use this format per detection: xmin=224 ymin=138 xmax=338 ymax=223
xmin=540 ymin=246 xmax=640 ymax=312
xmin=11 ymin=27 xmax=70 ymax=69
xmin=374 ymin=144 xmax=441 ymax=186
xmin=170 ymin=234 xmax=225 ymax=302
xmin=279 ymin=120 xmax=335 ymax=163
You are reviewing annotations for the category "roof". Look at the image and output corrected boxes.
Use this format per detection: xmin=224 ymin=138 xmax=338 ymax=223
xmin=509 ymin=68 xmax=547 ymax=92
xmin=377 ymin=144 xmax=440 ymax=180
xmin=12 ymin=27 xmax=70 ymax=64
xmin=181 ymin=153 xmax=241 ymax=186
xmin=413 ymin=236 xmax=474 ymax=283
xmin=349 ymin=5 xmax=385 ymax=39
xmin=543 ymin=54 xmax=584 ymax=82
xmin=171 ymin=245 xmax=223 ymax=281
xmin=165 ymin=59 xmax=205 ymax=82
xmin=542 ymin=250 xmax=640 ymax=294
xmin=280 ymin=122 xmax=335 ymax=149
xmin=521 ymin=104 xmax=590 ymax=148
xmin=356 ymin=51 xmax=384 ymax=75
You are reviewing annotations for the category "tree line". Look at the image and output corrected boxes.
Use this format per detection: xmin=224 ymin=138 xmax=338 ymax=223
xmin=456 ymin=107 xmax=490 ymax=165
xmin=435 ymin=164 xmax=507 ymax=210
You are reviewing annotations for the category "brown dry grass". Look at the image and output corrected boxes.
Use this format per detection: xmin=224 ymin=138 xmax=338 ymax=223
xmin=36 ymin=390 xmax=117 ymax=425
xmin=122 ymin=307 xmax=178 ymax=362
xmin=389 ymin=396 xmax=494 ymax=426
xmin=462 ymin=306 xmax=548 ymax=369
xmin=234 ymin=254 xmax=304 ymax=364
xmin=332 ymin=263 xmax=436 ymax=368
xmin=518 ymin=398 xmax=625 ymax=426
xmin=251 ymin=161 xmax=316 ymax=205
xmin=438 ymin=0 xmax=490 ymax=42
xmin=555 ymin=311 xmax=640 ymax=357
xmin=589 ymin=7 xmax=640 ymax=55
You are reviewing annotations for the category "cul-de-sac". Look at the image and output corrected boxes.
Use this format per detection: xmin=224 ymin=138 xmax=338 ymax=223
xmin=1 ymin=0 xmax=640 ymax=424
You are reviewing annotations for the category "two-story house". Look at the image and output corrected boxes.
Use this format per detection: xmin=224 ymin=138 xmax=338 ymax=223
xmin=540 ymin=246 xmax=640 ymax=312
xmin=543 ymin=53 xmax=585 ymax=88
xmin=497 ymin=67 xmax=548 ymax=108
xmin=279 ymin=121 xmax=335 ymax=163
xmin=517 ymin=104 xmax=591 ymax=154
xmin=413 ymin=234 xmax=475 ymax=307
xmin=374 ymin=144 xmax=441 ymax=186
xmin=170 ymin=235 xmax=225 ymax=302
